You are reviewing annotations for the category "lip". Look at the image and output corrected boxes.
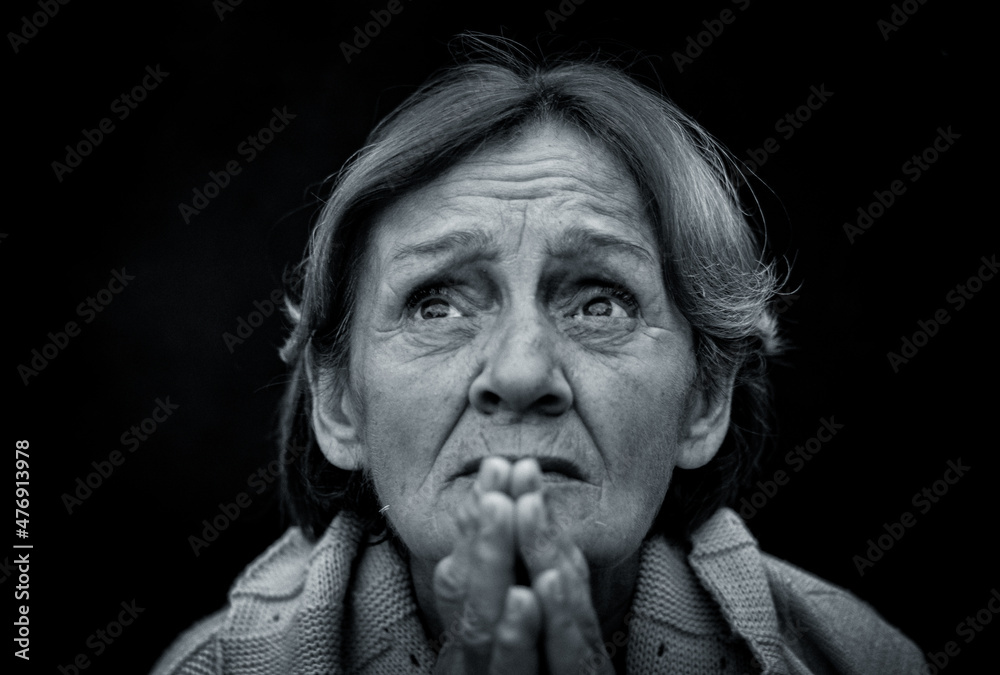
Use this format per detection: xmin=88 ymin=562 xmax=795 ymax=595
xmin=454 ymin=456 xmax=587 ymax=483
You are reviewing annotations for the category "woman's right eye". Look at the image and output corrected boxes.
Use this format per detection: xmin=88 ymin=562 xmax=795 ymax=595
xmin=414 ymin=297 xmax=461 ymax=320
xmin=406 ymin=287 xmax=464 ymax=320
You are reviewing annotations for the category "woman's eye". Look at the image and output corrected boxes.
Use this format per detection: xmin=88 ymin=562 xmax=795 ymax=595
xmin=406 ymin=286 xmax=465 ymax=320
xmin=416 ymin=298 xmax=461 ymax=320
xmin=581 ymin=297 xmax=628 ymax=318
xmin=573 ymin=286 xmax=638 ymax=319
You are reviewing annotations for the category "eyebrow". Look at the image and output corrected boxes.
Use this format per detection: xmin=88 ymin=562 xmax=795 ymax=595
xmin=545 ymin=225 xmax=658 ymax=269
xmin=389 ymin=229 xmax=500 ymax=267
xmin=388 ymin=225 xmax=658 ymax=270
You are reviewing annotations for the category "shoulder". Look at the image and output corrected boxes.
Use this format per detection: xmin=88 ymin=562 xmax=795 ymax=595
xmin=760 ymin=552 xmax=927 ymax=674
xmin=688 ymin=508 xmax=926 ymax=674
xmin=149 ymin=607 xmax=227 ymax=675
xmin=149 ymin=526 xmax=317 ymax=675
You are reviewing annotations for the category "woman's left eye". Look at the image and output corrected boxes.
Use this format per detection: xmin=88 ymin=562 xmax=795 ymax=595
xmin=572 ymin=287 xmax=639 ymax=319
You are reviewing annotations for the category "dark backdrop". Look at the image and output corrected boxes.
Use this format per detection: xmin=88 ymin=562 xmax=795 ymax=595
xmin=7 ymin=0 xmax=995 ymax=672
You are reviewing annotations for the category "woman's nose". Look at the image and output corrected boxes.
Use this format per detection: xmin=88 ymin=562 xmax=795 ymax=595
xmin=468 ymin=307 xmax=572 ymax=419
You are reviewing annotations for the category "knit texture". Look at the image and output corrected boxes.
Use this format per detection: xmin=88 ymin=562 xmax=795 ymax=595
xmin=150 ymin=508 xmax=926 ymax=674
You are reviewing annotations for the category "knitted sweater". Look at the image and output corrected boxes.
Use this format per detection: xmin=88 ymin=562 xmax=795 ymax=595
xmin=151 ymin=508 xmax=925 ymax=674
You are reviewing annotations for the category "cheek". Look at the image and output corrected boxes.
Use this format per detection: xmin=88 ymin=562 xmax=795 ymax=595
xmin=608 ymin=392 xmax=682 ymax=508
xmin=353 ymin=342 xmax=472 ymax=495
xmin=579 ymin=352 xmax=691 ymax=461
xmin=569 ymin=339 xmax=695 ymax=534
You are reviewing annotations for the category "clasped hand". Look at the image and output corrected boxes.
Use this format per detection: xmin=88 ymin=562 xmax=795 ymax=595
xmin=432 ymin=457 xmax=616 ymax=674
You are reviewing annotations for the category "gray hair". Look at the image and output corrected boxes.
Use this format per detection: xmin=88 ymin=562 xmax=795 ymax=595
xmin=277 ymin=38 xmax=783 ymax=541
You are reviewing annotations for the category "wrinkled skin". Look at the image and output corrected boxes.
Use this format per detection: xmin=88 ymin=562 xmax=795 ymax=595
xmin=311 ymin=122 xmax=731 ymax=673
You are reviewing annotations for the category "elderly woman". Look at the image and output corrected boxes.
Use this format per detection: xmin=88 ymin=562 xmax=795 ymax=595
xmin=153 ymin=47 xmax=925 ymax=674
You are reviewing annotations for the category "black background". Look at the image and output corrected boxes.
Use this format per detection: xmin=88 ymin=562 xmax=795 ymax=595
xmin=7 ymin=0 xmax=995 ymax=672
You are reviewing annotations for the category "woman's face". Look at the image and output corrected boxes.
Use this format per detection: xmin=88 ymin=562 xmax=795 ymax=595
xmin=324 ymin=122 xmax=714 ymax=568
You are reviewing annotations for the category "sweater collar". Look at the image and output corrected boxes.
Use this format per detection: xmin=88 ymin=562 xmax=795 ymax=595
xmin=688 ymin=508 xmax=787 ymax=674
xmin=220 ymin=507 xmax=784 ymax=674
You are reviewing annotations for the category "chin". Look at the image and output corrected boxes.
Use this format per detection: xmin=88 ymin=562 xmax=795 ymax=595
xmin=544 ymin=495 xmax=649 ymax=569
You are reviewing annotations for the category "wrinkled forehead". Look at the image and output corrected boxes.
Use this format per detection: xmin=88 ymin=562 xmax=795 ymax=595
xmin=365 ymin=121 xmax=658 ymax=268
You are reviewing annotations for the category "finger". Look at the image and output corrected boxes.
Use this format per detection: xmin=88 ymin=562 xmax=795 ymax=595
xmin=457 ymin=491 xmax=516 ymax=661
xmin=516 ymin=494 xmax=606 ymax=673
xmin=488 ymin=586 xmax=541 ymax=675
xmin=510 ymin=457 xmax=542 ymax=498
xmin=515 ymin=491 xmax=553 ymax=573
xmin=433 ymin=507 xmax=479 ymax=631
xmin=533 ymin=569 xmax=614 ymax=675
xmin=515 ymin=491 xmax=586 ymax=582
xmin=476 ymin=456 xmax=512 ymax=496
xmin=433 ymin=541 xmax=472 ymax=632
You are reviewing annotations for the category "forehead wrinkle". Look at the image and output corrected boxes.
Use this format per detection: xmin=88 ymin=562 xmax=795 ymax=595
xmin=545 ymin=189 xmax=647 ymax=232
xmin=378 ymin=125 xmax=651 ymax=270
xmin=437 ymin=138 xmax=636 ymax=202
xmin=436 ymin=170 xmax=636 ymax=206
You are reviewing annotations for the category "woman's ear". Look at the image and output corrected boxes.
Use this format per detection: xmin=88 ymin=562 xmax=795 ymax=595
xmin=676 ymin=376 xmax=733 ymax=470
xmin=310 ymin=370 xmax=365 ymax=471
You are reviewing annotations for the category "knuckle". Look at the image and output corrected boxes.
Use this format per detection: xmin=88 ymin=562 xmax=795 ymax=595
xmin=472 ymin=536 xmax=510 ymax=567
xmin=494 ymin=620 xmax=527 ymax=648
xmin=434 ymin=559 xmax=466 ymax=602
xmin=523 ymin=534 xmax=559 ymax=568
xmin=457 ymin=608 xmax=493 ymax=650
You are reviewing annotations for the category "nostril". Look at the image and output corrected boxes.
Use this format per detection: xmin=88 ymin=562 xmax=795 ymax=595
xmin=477 ymin=390 xmax=501 ymax=413
xmin=535 ymin=394 xmax=565 ymax=415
